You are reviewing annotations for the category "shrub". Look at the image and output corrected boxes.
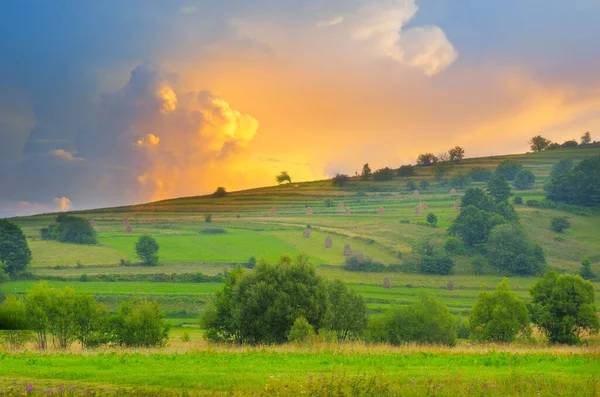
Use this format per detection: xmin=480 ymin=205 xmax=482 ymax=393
xmin=343 ymin=256 xmax=386 ymax=272
xmin=513 ymin=169 xmax=535 ymax=190
xmin=469 ymin=279 xmax=529 ymax=342
xmin=406 ymin=181 xmax=417 ymax=191
xmin=529 ymin=271 xmax=599 ymax=344
xmin=579 ymin=257 xmax=596 ymax=281
xmin=419 ymin=180 xmax=430 ymax=190
xmin=327 ymin=280 xmax=368 ymax=340
xmin=331 ymin=173 xmax=349 ymax=187
xmin=550 ymin=216 xmax=570 ymax=233
xmin=0 ymin=295 xmax=31 ymax=349
xmin=471 ymin=255 xmax=487 ymax=275
xmin=426 ymin=213 xmax=438 ymax=225
xmin=204 ymin=214 xmax=212 ymax=223
xmin=397 ymin=165 xmax=415 ymax=177
xmin=561 ymin=139 xmax=578 ymax=148
xmin=287 ymin=317 xmax=315 ymax=343
xmin=495 ymin=160 xmax=523 ymax=181
xmin=324 ymin=198 xmax=333 ymax=207
xmin=469 ymin=167 xmax=493 ymax=182
xmin=135 ymin=234 xmax=159 ymax=266
xmin=245 ymin=256 xmax=257 ymax=269
xmin=444 ymin=237 xmax=465 ymax=255
xmin=112 ymin=298 xmax=170 ymax=347
xmin=513 ymin=196 xmax=523 ymax=205
xmin=380 ymin=295 xmax=457 ymax=346
xmin=419 ymin=254 xmax=454 ymax=275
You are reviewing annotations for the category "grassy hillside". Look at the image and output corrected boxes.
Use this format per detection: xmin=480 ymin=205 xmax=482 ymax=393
xmin=2 ymin=146 xmax=600 ymax=330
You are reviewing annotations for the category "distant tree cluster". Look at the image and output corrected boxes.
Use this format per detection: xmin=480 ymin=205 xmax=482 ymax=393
xmin=529 ymin=132 xmax=594 ymax=152
xmin=0 ymin=282 xmax=169 ymax=350
xmin=372 ymin=167 xmax=394 ymax=181
xmin=545 ymin=156 xmax=600 ymax=206
xmin=331 ymin=173 xmax=349 ymax=187
xmin=40 ymin=215 xmax=98 ymax=245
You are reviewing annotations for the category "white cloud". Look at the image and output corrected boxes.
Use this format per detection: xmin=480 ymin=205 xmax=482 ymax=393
xmin=317 ymin=16 xmax=345 ymax=27
xmin=53 ymin=197 xmax=72 ymax=211
xmin=49 ymin=149 xmax=84 ymax=161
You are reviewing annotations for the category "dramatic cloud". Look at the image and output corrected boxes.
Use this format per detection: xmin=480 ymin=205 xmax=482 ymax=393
xmin=53 ymin=197 xmax=72 ymax=212
xmin=49 ymin=149 xmax=84 ymax=162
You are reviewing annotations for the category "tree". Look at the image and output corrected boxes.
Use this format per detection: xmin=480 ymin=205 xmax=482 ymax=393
xmin=360 ymin=163 xmax=372 ymax=180
xmin=381 ymin=295 xmax=457 ymax=346
xmin=433 ymin=162 xmax=453 ymax=180
xmin=550 ymin=159 xmax=573 ymax=178
xmin=112 ymin=298 xmax=169 ymax=347
xmin=419 ymin=180 xmax=430 ymax=190
xmin=41 ymin=215 xmax=97 ymax=245
xmin=135 ymin=234 xmax=159 ymax=266
xmin=213 ymin=186 xmax=227 ymax=198
xmin=461 ymin=188 xmax=495 ymax=212
xmin=0 ymin=219 xmax=31 ymax=276
xmin=545 ymin=156 xmax=600 ymax=206
xmin=469 ymin=167 xmax=493 ymax=182
xmin=495 ymin=160 xmax=523 ymax=181
xmin=47 ymin=286 xmax=78 ymax=349
xmin=397 ymin=165 xmax=415 ymax=177
xmin=331 ymin=173 xmax=349 ymax=187
xmin=426 ymin=213 xmax=438 ymax=225
xmin=529 ymin=271 xmax=599 ymax=344
xmin=448 ymin=205 xmax=494 ymax=246
xmin=546 ymin=142 xmax=561 ymax=150
xmin=287 ymin=317 xmax=315 ymax=343
xmin=561 ymin=140 xmax=578 ymax=148
xmin=372 ymin=167 xmax=394 ymax=181
xmin=486 ymin=224 xmax=545 ymax=275
xmin=448 ymin=146 xmax=465 ymax=163
xmin=0 ymin=295 xmax=30 ymax=349
xmin=487 ymin=174 xmax=511 ymax=202
xmin=202 ymin=255 xmax=329 ymax=344
xmin=327 ymin=280 xmax=368 ymax=341
xmin=513 ymin=169 xmax=535 ymax=190
xmin=73 ymin=293 xmax=104 ymax=349
xmin=550 ymin=216 xmax=570 ymax=233
xmin=276 ymin=171 xmax=292 ymax=184
xmin=25 ymin=282 xmax=52 ymax=349
xmin=581 ymin=131 xmax=592 ymax=145
xmin=417 ymin=153 xmax=437 ymax=166
xmin=529 ymin=135 xmax=551 ymax=152
xmin=469 ymin=279 xmax=529 ymax=342
xmin=579 ymin=257 xmax=596 ymax=281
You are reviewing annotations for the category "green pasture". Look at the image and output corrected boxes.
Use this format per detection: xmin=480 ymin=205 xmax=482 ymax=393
xmin=0 ymin=349 xmax=598 ymax=396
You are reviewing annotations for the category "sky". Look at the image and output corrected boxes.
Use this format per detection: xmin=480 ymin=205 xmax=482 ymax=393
xmin=1 ymin=0 xmax=600 ymax=216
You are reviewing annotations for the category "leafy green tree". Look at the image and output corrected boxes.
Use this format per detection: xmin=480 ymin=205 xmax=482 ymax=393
xmin=550 ymin=159 xmax=574 ymax=178
xmin=448 ymin=205 xmax=494 ymax=246
xmin=0 ymin=295 xmax=31 ymax=349
xmin=202 ymin=255 xmax=329 ymax=344
xmin=433 ymin=162 xmax=453 ymax=180
xmin=25 ymin=282 xmax=52 ymax=349
xmin=47 ymin=286 xmax=79 ymax=349
xmin=331 ymin=173 xmax=349 ymax=187
xmin=469 ymin=167 xmax=493 ymax=182
xmin=287 ymin=316 xmax=315 ymax=343
xmin=327 ymin=280 xmax=368 ymax=341
xmin=495 ymin=160 xmax=523 ymax=181
xmin=361 ymin=163 xmax=372 ymax=180
xmin=419 ymin=180 xmax=430 ymax=190
xmin=382 ymin=295 xmax=457 ymax=346
xmin=448 ymin=146 xmax=465 ymax=163
xmin=469 ymin=279 xmax=529 ymax=342
xmin=372 ymin=167 xmax=394 ymax=181
xmin=529 ymin=135 xmax=551 ymax=152
xmin=276 ymin=171 xmax=292 ymax=184
xmin=419 ymin=254 xmax=454 ymax=275
xmin=417 ymin=153 xmax=437 ymax=166
xmin=135 ymin=234 xmax=159 ymax=266
xmin=397 ymin=165 xmax=415 ymax=177
xmin=546 ymin=142 xmax=561 ymax=150
xmin=487 ymin=174 xmax=511 ymax=202
xmin=529 ymin=271 xmax=599 ymax=344
xmin=449 ymin=173 xmax=471 ymax=188
xmin=213 ymin=186 xmax=227 ymax=198
xmin=406 ymin=181 xmax=417 ymax=191
xmin=581 ymin=131 xmax=592 ymax=145
xmin=0 ymin=219 xmax=32 ymax=276
xmin=41 ymin=215 xmax=97 ymax=245
xmin=426 ymin=213 xmax=438 ymax=225
xmin=545 ymin=156 xmax=600 ymax=206
xmin=561 ymin=140 xmax=578 ymax=148
xmin=112 ymin=298 xmax=169 ymax=347
xmin=486 ymin=224 xmax=545 ymax=275
xmin=461 ymin=188 xmax=495 ymax=212
xmin=550 ymin=216 xmax=570 ymax=233
xmin=73 ymin=293 xmax=104 ymax=348
xmin=513 ymin=169 xmax=536 ymax=190
xmin=579 ymin=257 xmax=596 ymax=281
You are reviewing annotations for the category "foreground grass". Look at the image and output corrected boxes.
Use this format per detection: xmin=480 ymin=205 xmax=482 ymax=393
xmin=0 ymin=344 xmax=598 ymax=396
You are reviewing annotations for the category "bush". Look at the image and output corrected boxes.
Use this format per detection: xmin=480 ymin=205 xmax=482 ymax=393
xmin=561 ymin=140 xmax=578 ymax=148
xmin=419 ymin=254 xmax=454 ymax=275
xmin=426 ymin=213 xmax=438 ymax=225
xmin=377 ymin=295 xmax=457 ymax=346
xmin=579 ymin=257 xmax=596 ymax=281
xmin=495 ymin=160 xmax=522 ymax=181
xmin=112 ymin=298 xmax=170 ymax=347
xmin=0 ymin=295 xmax=31 ymax=349
xmin=471 ymin=255 xmax=487 ymax=275
xmin=287 ymin=317 xmax=315 ymax=343
xmin=469 ymin=167 xmax=493 ymax=182
xmin=245 ymin=256 xmax=257 ymax=269
xmin=204 ymin=214 xmax=212 ymax=223
xmin=343 ymin=255 xmax=386 ymax=272
xmin=529 ymin=271 xmax=599 ymax=344
xmin=444 ymin=237 xmax=465 ymax=255
xmin=373 ymin=167 xmax=394 ymax=181
xmin=419 ymin=180 xmax=430 ymax=190
xmin=406 ymin=181 xmax=417 ymax=191
xmin=397 ymin=165 xmax=415 ymax=177
xmin=513 ymin=169 xmax=535 ymax=190
xmin=486 ymin=224 xmax=545 ymax=275
xmin=469 ymin=279 xmax=529 ymax=342
xmin=135 ymin=235 xmax=159 ymax=266
xmin=331 ymin=173 xmax=349 ymax=187
xmin=324 ymin=198 xmax=333 ymax=207
xmin=513 ymin=196 xmax=523 ymax=205
xmin=550 ymin=216 xmax=570 ymax=233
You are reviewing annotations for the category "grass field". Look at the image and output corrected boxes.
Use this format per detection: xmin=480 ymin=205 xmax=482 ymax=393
xmin=0 ymin=345 xmax=598 ymax=396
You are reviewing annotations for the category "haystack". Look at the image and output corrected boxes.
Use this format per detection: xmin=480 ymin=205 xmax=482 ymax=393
xmin=338 ymin=202 xmax=344 ymax=210
xmin=378 ymin=206 xmax=385 ymax=215
xmin=382 ymin=277 xmax=392 ymax=289
xmin=149 ymin=218 xmax=157 ymax=225
xmin=306 ymin=207 xmax=313 ymax=216
xmin=345 ymin=207 xmax=351 ymax=215
xmin=415 ymin=205 xmax=422 ymax=214
xmin=450 ymin=188 xmax=457 ymax=195
xmin=124 ymin=225 xmax=133 ymax=234
xmin=88 ymin=219 xmax=95 ymax=227
xmin=413 ymin=189 xmax=420 ymax=197
xmin=270 ymin=207 xmax=277 ymax=216
xmin=325 ymin=236 xmax=332 ymax=248
xmin=343 ymin=244 xmax=352 ymax=256
xmin=454 ymin=199 xmax=461 ymax=211
xmin=122 ymin=217 xmax=129 ymax=225
xmin=421 ymin=202 xmax=428 ymax=210
xmin=303 ymin=229 xmax=311 ymax=238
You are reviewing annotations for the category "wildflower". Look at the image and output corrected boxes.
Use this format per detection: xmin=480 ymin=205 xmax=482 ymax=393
xmin=25 ymin=383 xmax=34 ymax=393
